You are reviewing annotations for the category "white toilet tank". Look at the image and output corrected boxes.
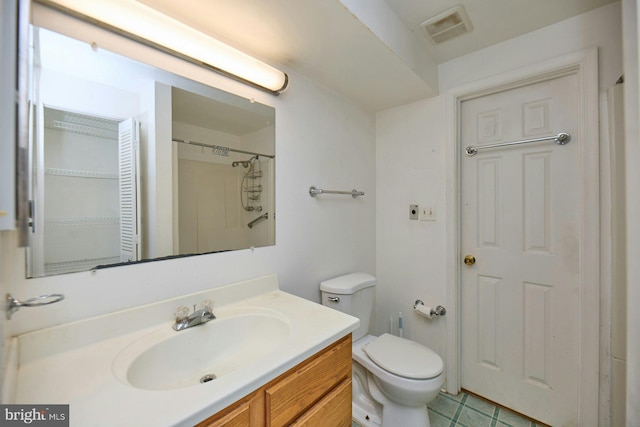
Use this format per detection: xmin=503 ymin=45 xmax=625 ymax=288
xmin=320 ymin=273 xmax=376 ymax=341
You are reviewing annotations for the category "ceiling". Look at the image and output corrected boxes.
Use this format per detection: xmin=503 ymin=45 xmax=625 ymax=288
xmin=138 ymin=0 xmax=617 ymax=112
xmin=172 ymin=88 xmax=274 ymax=136
xmin=384 ymin=0 xmax=617 ymax=64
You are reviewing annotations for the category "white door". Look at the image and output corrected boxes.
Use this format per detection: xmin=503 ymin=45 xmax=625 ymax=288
xmin=460 ymin=73 xmax=582 ymax=426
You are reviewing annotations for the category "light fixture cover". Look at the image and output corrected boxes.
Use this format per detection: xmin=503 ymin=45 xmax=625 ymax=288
xmin=37 ymin=0 xmax=289 ymax=94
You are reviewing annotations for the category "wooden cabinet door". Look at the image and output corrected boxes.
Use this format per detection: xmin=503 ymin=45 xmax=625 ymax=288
xmin=196 ymin=390 xmax=264 ymax=427
xmin=291 ymin=378 xmax=352 ymax=427
xmin=198 ymin=402 xmax=250 ymax=427
xmin=266 ymin=335 xmax=351 ymax=427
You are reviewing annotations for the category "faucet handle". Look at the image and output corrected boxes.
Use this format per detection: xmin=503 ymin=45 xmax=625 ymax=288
xmin=174 ymin=306 xmax=190 ymax=322
xmin=200 ymin=299 xmax=214 ymax=313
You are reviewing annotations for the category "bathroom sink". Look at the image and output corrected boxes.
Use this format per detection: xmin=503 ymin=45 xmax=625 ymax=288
xmin=113 ymin=308 xmax=291 ymax=391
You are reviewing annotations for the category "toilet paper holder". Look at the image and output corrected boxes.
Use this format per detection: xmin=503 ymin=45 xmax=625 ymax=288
xmin=414 ymin=300 xmax=446 ymax=317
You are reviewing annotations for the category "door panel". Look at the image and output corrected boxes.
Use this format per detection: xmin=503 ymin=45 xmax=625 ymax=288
xmin=460 ymin=73 xmax=580 ymax=426
xmin=119 ymin=118 xmax=141 ymax=262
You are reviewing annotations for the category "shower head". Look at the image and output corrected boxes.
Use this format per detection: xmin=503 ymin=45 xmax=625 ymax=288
xmin=232 ymin=156 xmax=260 ymax=168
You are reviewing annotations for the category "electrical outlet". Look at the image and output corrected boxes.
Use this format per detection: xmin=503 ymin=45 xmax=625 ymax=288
xmin=409 ymin=204 xmax=419 ymax=220
xmin=419 ymin=205 xmax=436 ymax=221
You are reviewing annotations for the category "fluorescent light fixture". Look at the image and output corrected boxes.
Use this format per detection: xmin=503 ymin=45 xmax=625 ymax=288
xmin=35 ymin=0 xmax=289 ymax=94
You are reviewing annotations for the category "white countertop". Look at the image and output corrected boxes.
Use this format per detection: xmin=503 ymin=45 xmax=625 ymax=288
xmin=11 ymin=274 xmax=359 ymax=426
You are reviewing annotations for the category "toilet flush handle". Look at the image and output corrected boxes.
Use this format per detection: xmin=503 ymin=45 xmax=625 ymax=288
xmin=327 ymin=296 xmax=340 ymax=303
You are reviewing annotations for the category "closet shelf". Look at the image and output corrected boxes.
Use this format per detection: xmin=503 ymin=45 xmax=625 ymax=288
xmin=45 ymin=119 xmax=118 ymax=140
xmin=45 ymin=217 xmax=120 ymax=227
xmin=44 ymin=168 xmax=118 ymax=180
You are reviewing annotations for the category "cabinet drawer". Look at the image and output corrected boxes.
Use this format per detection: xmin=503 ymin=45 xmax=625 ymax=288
xmin=198 ymin=402 xmax=250 ymax=427
xmin=196 ymin=389 xmax=264 ymax=427
xmin=291 ymin=378 xmax=352 ymax=427
xmin=266 ymin=335 xmax=352 ymax=427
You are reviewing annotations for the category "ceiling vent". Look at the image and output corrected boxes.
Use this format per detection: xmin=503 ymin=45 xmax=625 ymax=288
xmin=419 ymin=5 xmax=473 ymax=44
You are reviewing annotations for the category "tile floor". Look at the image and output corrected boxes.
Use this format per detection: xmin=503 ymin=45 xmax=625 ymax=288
xmin=352 ymin=391 xmax=541 ymax=427
xmin=427 ymin=391 xmax=540 ymax=427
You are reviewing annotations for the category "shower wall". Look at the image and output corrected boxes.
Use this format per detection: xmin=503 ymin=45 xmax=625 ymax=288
xmin=173 ymin=122 xmax=275 ymax=253
xmin=178 ymin=159 xmax=246 ymax=253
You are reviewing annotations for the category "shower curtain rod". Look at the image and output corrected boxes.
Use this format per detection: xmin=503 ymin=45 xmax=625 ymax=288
xmin=172 ymin=138 xmax=275 ymax=159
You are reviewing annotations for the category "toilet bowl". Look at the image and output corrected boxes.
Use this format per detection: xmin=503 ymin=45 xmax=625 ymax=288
xmin=320 ymin=273 xmax=444 ymax=427
xmin=352 ymin=334 xmax=444 ymax=426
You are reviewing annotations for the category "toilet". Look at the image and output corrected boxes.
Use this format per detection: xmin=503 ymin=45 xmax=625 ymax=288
xmin=321 ymin=273 xmax=444 ymax=427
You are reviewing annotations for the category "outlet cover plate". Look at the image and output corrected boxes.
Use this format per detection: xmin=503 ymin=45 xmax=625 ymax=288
xmin=409 ymin=204 xmax=419 ymax=220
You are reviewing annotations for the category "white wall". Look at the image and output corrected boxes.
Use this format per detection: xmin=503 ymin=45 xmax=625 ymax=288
xmin=274 ymin=71 xmax=376 ymax=303
xmin=38 ymin=69 xmax=141 ymax=120
xmin=374 ymin=96 xmax=446 ymax=359
xmin=0 ymin=1 xmax=17 ymax=232
xmin=0 ymin=0 xmax=18 ymax=401
xmin=621 ymin=0 xmax=640 ymax=424
xmin=151 ymin=83 xmax=175 ymax=258
xmin=375 ymin=1 xmax=622 ymax=413
xmin=2 ymin=6 xmax=376 ymax=336
xmin=438 ymin=3 xmax=622 ymax=92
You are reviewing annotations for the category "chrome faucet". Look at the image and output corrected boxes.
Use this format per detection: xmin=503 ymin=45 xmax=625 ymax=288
xmin=173 ymin=300 xmax=215 ymax=331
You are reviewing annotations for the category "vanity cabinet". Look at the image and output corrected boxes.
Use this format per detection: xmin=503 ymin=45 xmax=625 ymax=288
xmin=197 ymin=334 xmax=352 ymax=427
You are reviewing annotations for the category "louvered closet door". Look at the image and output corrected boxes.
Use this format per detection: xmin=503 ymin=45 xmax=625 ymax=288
xmin=118 ymin=118 xmax=140 ymax=262
xmin=460 ymin=73 xmax=581 ymax=426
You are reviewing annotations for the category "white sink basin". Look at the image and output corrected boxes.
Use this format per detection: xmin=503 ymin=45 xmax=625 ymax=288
xmin=112 ymin=307 xmax=291 ymax=391
xmin=15 ymin=276 xmax=360 ymax=427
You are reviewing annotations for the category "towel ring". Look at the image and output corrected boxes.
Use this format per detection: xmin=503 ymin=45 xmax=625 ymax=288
xmin=6 ymin=293 xmax=65 ymax=319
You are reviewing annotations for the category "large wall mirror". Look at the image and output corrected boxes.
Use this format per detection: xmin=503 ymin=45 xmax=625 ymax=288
xmin=26 ymin=26 xmax=276 ymax=278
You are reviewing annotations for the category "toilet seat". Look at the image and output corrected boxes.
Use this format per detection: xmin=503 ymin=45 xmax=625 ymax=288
xmin=363 ymin=333 xmax=443 ymax=380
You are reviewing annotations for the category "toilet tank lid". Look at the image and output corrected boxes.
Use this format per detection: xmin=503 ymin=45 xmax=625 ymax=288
xmin=320 ymin=272 xmax=376 ymax=294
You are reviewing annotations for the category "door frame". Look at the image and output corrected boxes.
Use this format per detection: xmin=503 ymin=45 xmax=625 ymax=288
xmin=444 ymin=48 xmax=600 ymax=424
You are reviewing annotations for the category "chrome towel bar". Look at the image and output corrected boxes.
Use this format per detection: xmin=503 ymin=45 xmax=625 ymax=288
xmin=309 ymin=186 xmax=364 ymax=198
xmin=465 ymin=132 xmax=571 ymax=156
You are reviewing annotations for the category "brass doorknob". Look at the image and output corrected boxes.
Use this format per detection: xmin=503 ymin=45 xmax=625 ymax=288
xmin=464 ymin=255 xmax=476 ymax=266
